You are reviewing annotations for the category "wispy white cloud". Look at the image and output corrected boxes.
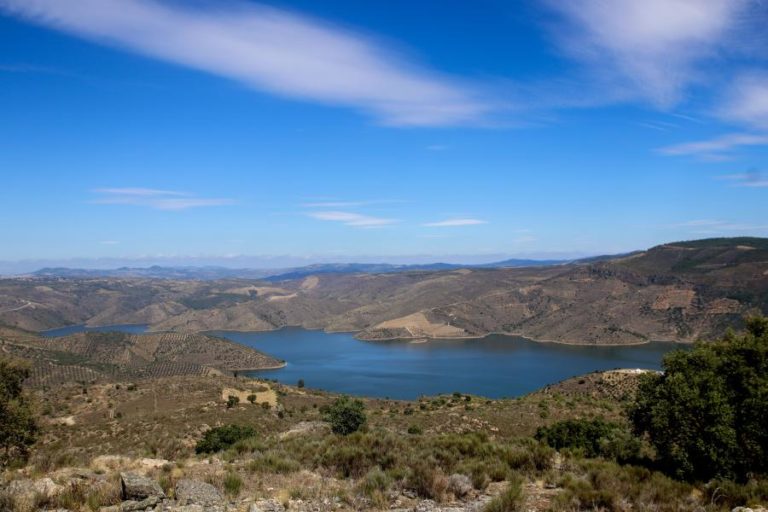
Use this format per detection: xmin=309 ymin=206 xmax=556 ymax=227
xmin=308 ymin=211 xmax=396 ymax=228
xmin=657 ymin=133 xmax=768 ymax=158
xmin=423 ymin=218 xmax=487 ymax=227
xmin=0 ymin=0 xmax=489 ymax=126
xmin=94 ymin=187 xmax=187 ymax=197
xmin=718 ymin=73 xmax=768 ymax=129
xmin=716 ymin=169 xmax=768 ymax=188
xmin=544 ymin=0 xmax=747 ymax=107
xmin=300 ymin=199 xmax=403 ymax=209
xmin=92 ymin=188 xmax=234 ymax=210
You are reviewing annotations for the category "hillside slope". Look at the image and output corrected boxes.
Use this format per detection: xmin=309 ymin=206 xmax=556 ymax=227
xmin=0 ymin=327 xmax=283 ymax=387
xmin=1 ymin=238 xmax=766 ymax=344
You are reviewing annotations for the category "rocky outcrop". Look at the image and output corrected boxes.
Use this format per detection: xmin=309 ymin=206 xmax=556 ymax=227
xmin=120 ymin=472 xmax=166 ymax=501
xmin=174 ymin=479 xmax=225 ymax=509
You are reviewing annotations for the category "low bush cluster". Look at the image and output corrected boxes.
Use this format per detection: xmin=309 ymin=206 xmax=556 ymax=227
xmin=195 ymin=424 xmax=257 ymax=454
xmin=534 ymin=418 xmax=640 ymax=462
xmin=324 ymin=396 xmax=367 ymax=435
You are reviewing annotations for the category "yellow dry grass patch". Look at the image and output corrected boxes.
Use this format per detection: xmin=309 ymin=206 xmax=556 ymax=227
xmin=222 ymin=385 xmax=277 ymax=406
xmin=374 ymin=311 xmax=466 ymax=338
xmin=267 ymin=293 xmax=298 ymax=302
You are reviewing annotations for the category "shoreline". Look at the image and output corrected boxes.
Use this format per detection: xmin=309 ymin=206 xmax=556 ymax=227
xmin=231 ymin=361 xmax=287 ymax=372
xmin=43 ymin=322 xmax=694 ymax=347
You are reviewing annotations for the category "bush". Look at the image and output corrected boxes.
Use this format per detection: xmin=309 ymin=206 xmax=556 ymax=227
xmin=247 ymin=451 xmax=301 ymax=474
xmin=535 ymin=418 xmax=638 ymax=461
xmin=483 ymin=475 xmax=524 ymax=512
xmin=195 ymin=424 xmax=256 ymax=454
xmin=0 ymin=358 xmax=38 ymax=468
xmin=223 ymin=472 xmax=243 ymax=497
xmin=247 ymin=394 xmax=257 ymax=404
xmin=630 ymin=317 xmax=768 ymax=481
xmin=549 ymin=459 xmax=694 ymax=512
xmin=324 ymin=396 xmax=366 ymax=435
xmin=407 ymin=425 xmax=423 ymax=435
xmin=226 ymin=395 xmax=239 ymax=408
xmin=408 ymin=459 xmax=448 ymax=500
xmin=297 ymin=379 xmax=305 ymax=388
xmin=359 ymin=467 xmax=391 ymax=496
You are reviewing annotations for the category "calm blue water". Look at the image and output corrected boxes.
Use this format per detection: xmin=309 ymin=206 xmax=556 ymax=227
xmin=39 ymin=324 xmax=683 ymax=399
xmin=212 ymin=328 xmax=683 ymax=399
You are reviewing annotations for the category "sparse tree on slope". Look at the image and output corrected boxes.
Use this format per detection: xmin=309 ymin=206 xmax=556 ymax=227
xmin=0 ymin=358 xmax=38 ymax=467
xmin=630 ymin=317 xmax=768 ymax=481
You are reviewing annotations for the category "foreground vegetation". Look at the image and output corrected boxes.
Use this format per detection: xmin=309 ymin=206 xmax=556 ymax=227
xmin=0 ymin=318 xmax=767 ymax=510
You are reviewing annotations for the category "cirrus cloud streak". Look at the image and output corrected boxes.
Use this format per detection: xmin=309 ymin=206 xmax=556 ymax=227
xmin=0 ymin=0 xmax=488 ymax=126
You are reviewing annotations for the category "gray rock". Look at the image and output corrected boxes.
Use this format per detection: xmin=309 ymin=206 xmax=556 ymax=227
xmin=174 ymin=479 xmax=224 ymax=508
xmin=447 ymin=474 xmax=473 ymax=497
xmin=415 ymin=500 xmax=437 ymax=512
xmin=156 ymin=505 xmax=205 ymax=512
xmin=8 ymin=477 xmax=63 ymax=502
xmin=249 ymin=499 xmax=286 ymax=512
xmin=120 ymin=472 xmax=165 ymax=501
xmin=100 ymin=496 xmax=161 ymax=512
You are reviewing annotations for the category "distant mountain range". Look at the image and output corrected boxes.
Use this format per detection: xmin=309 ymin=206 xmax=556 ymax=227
xmin=4 ymin=237 xmax=766 ymax=345
xmin=30 ymin=258 xmax=570 ymax=281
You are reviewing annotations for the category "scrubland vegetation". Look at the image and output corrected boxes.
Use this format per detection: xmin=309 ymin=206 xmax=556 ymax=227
xmin=0 ymin=317 xmax=767 ymax=510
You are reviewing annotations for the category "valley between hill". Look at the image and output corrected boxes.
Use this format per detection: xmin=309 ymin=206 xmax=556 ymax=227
xmin=1 ymin=238 xmax=766 ymax=345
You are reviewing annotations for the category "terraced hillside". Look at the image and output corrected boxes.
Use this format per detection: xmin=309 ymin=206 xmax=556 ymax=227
xmin=0 ymin=327 xmax=283 ymax=387
xmin=0 ymin=237 xmax=766 ymax=344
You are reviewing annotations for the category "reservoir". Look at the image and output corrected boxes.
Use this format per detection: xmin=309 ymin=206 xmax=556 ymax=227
xmin=213 ymin=328 xmax=682 ymax=399
xmin=43 ymin=324 xmax=683 ymax=399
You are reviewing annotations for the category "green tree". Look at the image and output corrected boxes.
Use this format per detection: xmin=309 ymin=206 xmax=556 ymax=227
xmin=324 ymin=396 xmax=366 ymax=435
xmin=226 ymin=395 xmax=240 ymax=408
xmin=630 ymin=317 xmax=768 ymax=481
xmin=195 ymin=424 xmax=256 ymax=453
xmin=0 ymin=358 xmax=38 ymax=467
xmin=247 ymin=394 xmax=257 ymax=404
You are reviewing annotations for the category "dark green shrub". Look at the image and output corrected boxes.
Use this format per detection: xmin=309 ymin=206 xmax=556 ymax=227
xmin=0 ymin=358 xmax=38 ymax=467
xmin=407 ymin=425 xmax=423 ymax=435
xmin=195 ymin=425 xmax=256 ymax=454
xmin=630 ymin=317 xmax=768 ymax=481
xmin=324 ymin=396 xmax=366 ymax=435
xmin=226 ymin=395 xmax=239 ymax=408
xmin=535 ymin=418 xmax=636 ymax=461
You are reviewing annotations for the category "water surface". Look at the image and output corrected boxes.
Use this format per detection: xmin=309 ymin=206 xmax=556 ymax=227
xmin=40 ymin=323 xmax=683 ymax=399
xmin=212 ymin=328 xmax=683 ymax=399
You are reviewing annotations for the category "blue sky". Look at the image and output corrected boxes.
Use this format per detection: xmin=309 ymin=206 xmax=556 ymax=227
xmin=1 ymin=0 xmax=767 ymax=270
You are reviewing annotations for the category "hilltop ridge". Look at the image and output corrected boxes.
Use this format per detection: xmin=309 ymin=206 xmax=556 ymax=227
xmin=0 ymin=237 xmax=766 ymax=344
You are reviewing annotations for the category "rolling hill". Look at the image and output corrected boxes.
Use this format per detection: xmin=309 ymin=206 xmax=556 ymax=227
xmin=1 ymin=237 xmax=766 ymax=344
